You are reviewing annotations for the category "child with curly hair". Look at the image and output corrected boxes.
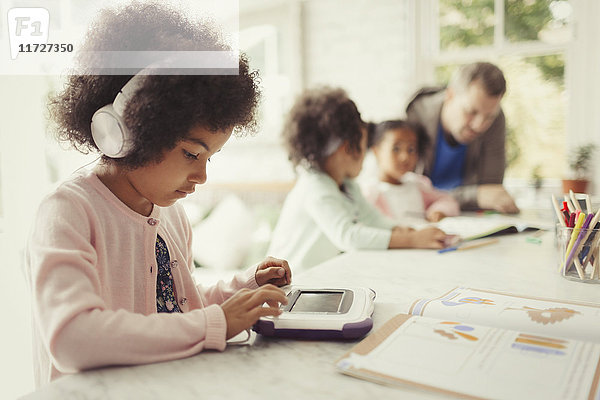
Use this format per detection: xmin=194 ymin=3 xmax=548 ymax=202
xmin=25 ymin=3 xmax=290 ymax=387
xmin=267 ymin=87 xmax=450 ymax=271
xmin=366 ymin=120 xmax=460 ymax=222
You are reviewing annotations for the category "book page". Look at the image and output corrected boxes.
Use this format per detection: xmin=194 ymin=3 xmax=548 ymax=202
xmin=435 ymin=215 xmax=549 ymax=241
xmin=337 ymin=314 xmax=600 ymax=400
xmin=409 ymin=287 xmax=600 ymax=343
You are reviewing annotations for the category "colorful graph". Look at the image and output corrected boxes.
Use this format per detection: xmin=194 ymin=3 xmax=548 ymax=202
xmin=511 ymin=333 xmax=567 ymax=356
xmin=434 ymin=321 xmax=479 ymax=341
xmin=442 ymin=296 xmax=495 ymax=307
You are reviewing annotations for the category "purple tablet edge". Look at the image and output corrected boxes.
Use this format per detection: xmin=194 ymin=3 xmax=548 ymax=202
xmin=252 ymin=318 xmax=373 ymax=340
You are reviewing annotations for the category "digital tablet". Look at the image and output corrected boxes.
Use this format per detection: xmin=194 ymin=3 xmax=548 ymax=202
xmin=252 ymin=286 xmax=375 ymax=340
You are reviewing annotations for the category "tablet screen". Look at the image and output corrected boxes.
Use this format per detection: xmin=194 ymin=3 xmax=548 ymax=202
xmin=290 ymin=291 xmax=343 ymax=313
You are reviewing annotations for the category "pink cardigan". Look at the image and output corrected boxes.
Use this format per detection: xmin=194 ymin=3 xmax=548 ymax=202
xmin=25 ymin=170 xmax=258 ymax=387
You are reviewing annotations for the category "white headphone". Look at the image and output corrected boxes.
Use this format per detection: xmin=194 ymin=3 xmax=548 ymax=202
xmin=90 ymin=73 xmax=146 ymax=158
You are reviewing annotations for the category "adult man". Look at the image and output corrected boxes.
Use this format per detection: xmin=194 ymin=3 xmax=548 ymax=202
xmin=406 ymin=62 xmax=519 ymax=213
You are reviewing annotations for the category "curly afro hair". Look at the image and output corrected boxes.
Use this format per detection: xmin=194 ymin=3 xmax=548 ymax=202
xmin=48 ymin=2 xmax=261 ymax=169
xmin=371 ymin=120 xmax=430 ymax=157
xmin=282 ymin=87 xmax=364 ymax=171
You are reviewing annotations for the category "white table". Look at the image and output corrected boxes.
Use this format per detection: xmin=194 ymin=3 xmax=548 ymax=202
xmin=22 ymin=230 xmax=600 ymax=400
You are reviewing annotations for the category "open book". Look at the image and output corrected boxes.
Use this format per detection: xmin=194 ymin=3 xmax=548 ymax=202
xmin=336 ymin=287 xmax=600 ymax=400
xmin=435 ymin=215 xmax=551 ymax=241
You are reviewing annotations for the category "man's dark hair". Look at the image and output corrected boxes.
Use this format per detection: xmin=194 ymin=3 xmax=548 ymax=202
xmin=282 ymin=86 xmax=364 ymax=171
xmin=450 ymin=61 xmax=506 ymax=97
xmin=48 ymin=2 xmax=260 ymax=169
xmin=371 ymin=120 xmax=430 ymax=157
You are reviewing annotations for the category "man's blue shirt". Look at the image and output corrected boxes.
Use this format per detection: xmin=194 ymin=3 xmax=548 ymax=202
xmin=430 ymin=124 xmax=467 ymax=190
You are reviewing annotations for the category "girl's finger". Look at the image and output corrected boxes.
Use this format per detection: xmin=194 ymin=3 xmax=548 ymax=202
xmin=247 ymin=287 xmax=287 ymax=308
xmin=268 ymin=278 xmax=288 ymax=287
xmin=261 ymin=266 xmax=285 ymax=278
xmin=253 ymin=306 xmax=283 ymax=319
xmin=262 ymin=259 xmax=292 ymax=283
xmin=265 ymin=299 xmax=281 ymax=308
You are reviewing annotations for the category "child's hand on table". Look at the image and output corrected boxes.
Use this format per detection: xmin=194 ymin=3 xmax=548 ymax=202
xmin=391 ymin=226 xmax=450 ymax=249
xmin=255 ymin=256 xmax=292 ymax=287
xmin=426 ymin=210 xmax=446 ymax=222
xmin=410 ymin=226 xmax=449 ymax=249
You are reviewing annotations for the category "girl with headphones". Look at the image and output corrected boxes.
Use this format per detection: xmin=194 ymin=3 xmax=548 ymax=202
xmin=25 ymin=3 xmax=291 ymax=387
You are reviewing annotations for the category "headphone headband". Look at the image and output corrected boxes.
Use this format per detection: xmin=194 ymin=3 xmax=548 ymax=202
xmin=91 ymin=59 xmax=179 ymax=158
xmin=113 ymin=74 xmax=145 ymax=115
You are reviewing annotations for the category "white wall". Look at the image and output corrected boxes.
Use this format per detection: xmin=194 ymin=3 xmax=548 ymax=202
xmin=303 ymin=0 xmax=414 ymax=122
xmin=0 ymin=75 xmax=51 ymax=398
xmin=568 ymin=0 xmax=600 ymax=193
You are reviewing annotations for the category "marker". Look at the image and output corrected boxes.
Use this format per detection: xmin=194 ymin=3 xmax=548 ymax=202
xmin=581 ymin=218 xmax=600 ymax=266
xmin=551 ymin=195 xmax=567 ymax=228
xmin=568 ymin=213 xmax=576 ymax=228
xmin=579 ymin=220 xmax=600 ymax=263
xmin=561 ymin=201 xmax=570 ymax=223
xmin=560 ymin=213 xmax=585 ymax=273
xmin=564 ymin=213 xmax=593 ymax=279
xmin=564 ymin=196 xmax=575 ymax=213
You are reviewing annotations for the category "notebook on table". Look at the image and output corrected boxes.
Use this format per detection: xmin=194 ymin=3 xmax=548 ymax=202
xmin=435 ymin=215 xmax=550 ymax=241
xmin=336 ymin=287 xmax=600 ymax=400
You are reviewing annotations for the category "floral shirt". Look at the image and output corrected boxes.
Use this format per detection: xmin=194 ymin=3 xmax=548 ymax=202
xmin=155 ymin=235 xmax=182 ymax=313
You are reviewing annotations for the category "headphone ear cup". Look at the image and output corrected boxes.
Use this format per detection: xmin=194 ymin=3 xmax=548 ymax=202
xmin=91 ymin=104 xmax=134 ymax=158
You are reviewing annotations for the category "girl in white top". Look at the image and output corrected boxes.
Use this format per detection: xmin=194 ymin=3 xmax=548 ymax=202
xmin=267 ymin=88 xmax=450 ymax=271
xmin=366 ymin=120 xmax=460 ymax=222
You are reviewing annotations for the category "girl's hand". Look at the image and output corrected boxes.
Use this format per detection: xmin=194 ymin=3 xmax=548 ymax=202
xmin=410 ymin=226 xmax=448 ymax=249
xmin=389 ymin=226 xmax=447 ymax=249
xmin=426 ymin=210 xmax=446 ymax=222
xmin=221 ymin=285 xmax=288 ymax=339
xmin=255 ymin=256 xmax=292 ymax=287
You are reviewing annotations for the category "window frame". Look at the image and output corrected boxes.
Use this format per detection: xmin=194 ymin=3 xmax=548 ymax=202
xmin=415 ymin=0 xmax=572 ymax=77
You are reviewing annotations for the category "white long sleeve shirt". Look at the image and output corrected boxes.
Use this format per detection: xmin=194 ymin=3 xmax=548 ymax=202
xmin=267 ymin=169 xmax=395 ymax=272
xmin=363 ymin=172 xmax=460 ymax=222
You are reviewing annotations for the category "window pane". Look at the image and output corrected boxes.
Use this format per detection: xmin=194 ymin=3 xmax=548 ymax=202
xmin=434 ymin=55 xmax=566 ymax=180
xmin=500 ymin=55 xmax=566 ymax=180
xmin=439 ymin=0 xmax=494 ymax=51
xmin=505 ymin=0 xmax=572 ymax=44
xmin=434 ymin=64 xmax=458 ymax=86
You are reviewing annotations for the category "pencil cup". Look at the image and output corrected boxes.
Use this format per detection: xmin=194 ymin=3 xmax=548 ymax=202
xmin=556 ymin=224 xmax=600 ymax=283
